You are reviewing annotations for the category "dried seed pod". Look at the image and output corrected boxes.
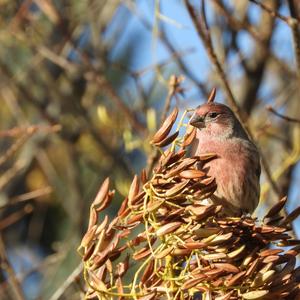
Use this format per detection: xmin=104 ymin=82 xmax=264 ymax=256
xmin=179 ymin=169 xmax=206 ymax=179
xmin=281 ymin=206 xmax=300 ymax=225
xmin=83 ymin=243 xmax=96 ymax=261
xmin=183 ymin=241 xmax=206 ymax=250
xmin=245 ymin=258 xmax=260 ymax=278
xmin=92 ymin=177 xmax=110 ymax=207
xmin=165 ymin=158 xmax=197 ymax=178
xmin=264 ymin=196 xmax=287 ymax=219
xmin=95 ymin=191 xmax=115 ymax=213
xmin=140 ymin=168 xmax=148 ymax=184
xmin=194 ymin=227 xmax=221 ymax=238
xmin=225 ymin=271 xmax=246 ymax=287
xmin=115 ymin=255 xmax=129 ymax=277
xmin=260 ymin=249 xmax=283 ymax=257
xmin=132 ymin=247 xmax=151 ymax=260
xmin=151 ymin=107 xmax=178 ymax=144
xmin=95 ymin=215 xmax=109 ymax=235
xmin=87 ymin=207 xmax=98 ymax=230
xmin=118 ymin=197 xmax=129 ymax=217
xmin=165 ymin=180 xmax=189 ymax=197
xmin=228 ymin=245 xmax=246 ymax=259
xmin=181 ymin=276 xmax=207 ymax=290
xmin=197 ymin=153 xmax=218 ymax=161
xmin=155 ymin=246 xmax=174 ymax=259
xmin=81 ymin=225 xmax=97 ymax=248
xmin=128 ymin=175 xmax=139 ymax=207
xmin=137 ymin=291 xmax=157 ymax=300
xmin=154 ymin=130 xmax=179 ymax=147
xmin=213 ymin=263 xmax=239 ymax=273
xmin=208 ymin=233 xmax=233 ymax=246
xmin=182 ymin=125 xmax=196 ymax=147
xmin=207 ymin=87 xmax=217 ymax=103
xmin=147 ymin=199 xmax=164 ymax=212
xmin=166 ymin=149 xmax=186 ymax=166
xmin=202 ymin=252 xmax=227 ymax=261
xmin=156 ymin=221 xmax=182 ymax=236
xmin=215 ymin=291 xmax=234 ymax=300
xmin=141 ymin=259 xmax=154 ymax=285
xmin=241 ymin=290 xmax=269 ymax=299
xmin=116 ymin=277 xmax=124 ymax=300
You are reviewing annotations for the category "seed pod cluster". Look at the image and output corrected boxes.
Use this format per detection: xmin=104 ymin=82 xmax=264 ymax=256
xmin=79 ymin=109 xmax=300 ymax=300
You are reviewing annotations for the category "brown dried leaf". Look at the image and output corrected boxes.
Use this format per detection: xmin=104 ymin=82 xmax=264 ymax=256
xmin=151 ymin=107 xmax=178 ymax=144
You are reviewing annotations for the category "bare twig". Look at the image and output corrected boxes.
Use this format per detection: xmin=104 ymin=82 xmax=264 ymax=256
xmin=0 ymin=236 xmax=26 ymax=300
xmin=184 ymin=0 xmax=281 ymax=197
xmin=250 ymin=0 xmax=300 ymax=76
xmin=49 ymin=263 xmax=83 ymax=300
xmin=249 ymin=0 xmax=290 ymax=23
xmin=267 ymin=105 xmax=300 ymax=123
xmin=0 ymin=187 xmax=52 ymax=209
xmin=0 ymin=205 xmax=33 ymax=231
xmin=146 ymin=75 xmax=183 ymax=175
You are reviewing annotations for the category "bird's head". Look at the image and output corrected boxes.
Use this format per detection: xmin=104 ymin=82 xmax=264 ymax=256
xmin=190 ymin=102 xmax=248 ymax=139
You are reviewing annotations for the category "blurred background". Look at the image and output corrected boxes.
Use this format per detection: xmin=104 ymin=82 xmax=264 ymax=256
xmin=0 ymin=0 xmax=299 ymax=299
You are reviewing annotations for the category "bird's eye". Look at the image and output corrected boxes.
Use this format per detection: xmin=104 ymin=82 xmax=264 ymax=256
xmin=207 ymin=112 xmax=219 ymax=119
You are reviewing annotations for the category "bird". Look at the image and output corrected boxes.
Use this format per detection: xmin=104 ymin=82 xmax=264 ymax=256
xmin=189 ymin=101 xmax=261 ymax=216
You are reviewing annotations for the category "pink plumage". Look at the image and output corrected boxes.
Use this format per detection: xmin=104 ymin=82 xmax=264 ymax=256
xmin=190 ymin=102 xmax=260 ymax=216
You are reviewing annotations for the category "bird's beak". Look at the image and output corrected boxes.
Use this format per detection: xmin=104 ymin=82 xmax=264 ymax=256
xmin=189 ymin=115 xmax=205 ymax=128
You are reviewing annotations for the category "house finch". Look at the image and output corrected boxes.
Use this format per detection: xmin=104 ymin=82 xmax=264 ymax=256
xmin=190 ymin=102 xmax=261 ymax=216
